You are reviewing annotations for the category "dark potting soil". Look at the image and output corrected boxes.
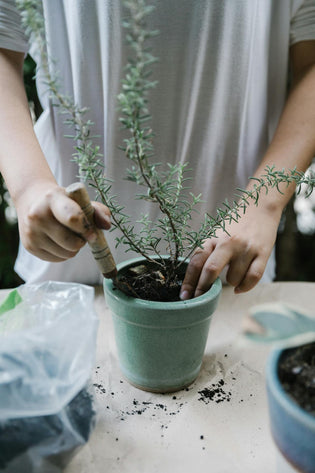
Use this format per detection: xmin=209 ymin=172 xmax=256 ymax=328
xmin=198 ymin=379 xmax=232 ymax=404
xmin=114 ymin=262 xmax=185 ymax=302
xmin=278 ymin=342 xmax=315 ymax=416
xmin=0 ymin=388 xmax=96 ymax=471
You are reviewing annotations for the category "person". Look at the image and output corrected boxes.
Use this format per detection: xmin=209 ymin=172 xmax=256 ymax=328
xmin=0 ymin=0 xmax=315 ymax=298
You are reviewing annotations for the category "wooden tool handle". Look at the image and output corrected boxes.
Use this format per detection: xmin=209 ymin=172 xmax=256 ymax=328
xmin=66 ymin=182 xmax=117 ymax=279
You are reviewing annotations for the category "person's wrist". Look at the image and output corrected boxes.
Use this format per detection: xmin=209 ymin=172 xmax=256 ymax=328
xmin=14 ymin=178 xmax=59 ymax=214
xmin=246 ymin=173 xmax=295 ymax=220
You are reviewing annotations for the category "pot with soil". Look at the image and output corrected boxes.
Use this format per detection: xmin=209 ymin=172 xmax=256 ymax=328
xmin=266 ymin=342 xmax=315 ymax=473
xmin=103 ymin=256 xmax=222 ymax=393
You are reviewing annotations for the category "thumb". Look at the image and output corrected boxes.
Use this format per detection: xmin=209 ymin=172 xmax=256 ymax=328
xmin=50 ymin=190 xmax=97 ymax=240
xmin=91 ymin=201 xmax=112 ymax=230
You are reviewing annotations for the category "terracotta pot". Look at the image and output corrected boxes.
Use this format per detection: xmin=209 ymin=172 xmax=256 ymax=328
xmin=103 ymin=256 xmax=222 ymax=393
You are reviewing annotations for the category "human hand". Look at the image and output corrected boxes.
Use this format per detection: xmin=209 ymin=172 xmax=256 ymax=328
xmin=15 ymin=180 xmax=111 ymax=262
xmin=180 ymin=203 xmax=282 ymax=299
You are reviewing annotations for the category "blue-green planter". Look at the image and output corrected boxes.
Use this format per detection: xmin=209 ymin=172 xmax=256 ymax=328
xmin=103 ymin=257 xmax=222 ymax=393
xmin=266 ymin=348 xmax=315 ymax=473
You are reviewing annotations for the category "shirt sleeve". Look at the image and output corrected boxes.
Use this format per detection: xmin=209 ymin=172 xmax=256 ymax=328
xmin=0 ymin=0 xmax=29 ymax=53
xmin=290 ymin=0 xmax=315 ymax=45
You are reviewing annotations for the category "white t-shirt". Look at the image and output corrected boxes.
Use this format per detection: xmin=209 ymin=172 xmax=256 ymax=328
xmin=1 ymin=0 xmax=315 ymax=284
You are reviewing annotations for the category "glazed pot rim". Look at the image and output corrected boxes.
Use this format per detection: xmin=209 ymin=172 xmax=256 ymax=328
xmin=267 ymin=347 xmax=315 ymax=429
xmin=103 ymin=255 xmax=222 ymax=309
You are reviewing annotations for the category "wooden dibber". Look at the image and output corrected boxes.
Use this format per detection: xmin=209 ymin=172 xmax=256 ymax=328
xmin=66 ymin=182 xmax=117 ymax=279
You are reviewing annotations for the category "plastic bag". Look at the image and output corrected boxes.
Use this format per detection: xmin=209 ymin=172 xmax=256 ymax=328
xmin=0 ymin=281 xmax=99 ymax=473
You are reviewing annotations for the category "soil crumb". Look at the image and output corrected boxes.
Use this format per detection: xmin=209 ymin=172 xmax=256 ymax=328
xmin=198 ymin=379 xmax=232 ymax=404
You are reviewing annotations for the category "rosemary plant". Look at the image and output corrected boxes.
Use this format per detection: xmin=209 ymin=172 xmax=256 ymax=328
xmin=17 ymin=0 xmax=315 ymax=295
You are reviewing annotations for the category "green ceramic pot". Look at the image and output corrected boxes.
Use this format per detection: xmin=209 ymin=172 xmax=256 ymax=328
xmin=103 ymin=256 xmax=222 ymax=393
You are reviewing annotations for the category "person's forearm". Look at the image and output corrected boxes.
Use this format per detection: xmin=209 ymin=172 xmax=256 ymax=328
xmin=0 ymin=48 xmax=112 ymax=264
xmin=181 ymin=48 xmax=315 ymax=299
xmin=0 ymin=48 xmax=57 ymax=205
xmin=251 ymin=61 xmax=315 ymax=214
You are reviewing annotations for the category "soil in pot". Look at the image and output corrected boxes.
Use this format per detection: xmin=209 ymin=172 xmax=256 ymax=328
xmin=113 ymin=260 xmax=187 ymax=302
xmin=278 ymin=342 xmax=315 ymax=415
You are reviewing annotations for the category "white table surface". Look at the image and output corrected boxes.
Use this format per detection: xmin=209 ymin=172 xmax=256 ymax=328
xmin=11 ymin=281 xmax=313 ymax=473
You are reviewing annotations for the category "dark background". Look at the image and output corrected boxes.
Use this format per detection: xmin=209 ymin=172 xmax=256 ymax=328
xmin=0 ymin=56 xmax=314 ymax=288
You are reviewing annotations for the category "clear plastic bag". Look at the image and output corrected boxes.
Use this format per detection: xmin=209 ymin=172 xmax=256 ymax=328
xmin=0 ymin=281 xmax=99 ymax=472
